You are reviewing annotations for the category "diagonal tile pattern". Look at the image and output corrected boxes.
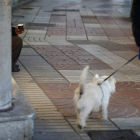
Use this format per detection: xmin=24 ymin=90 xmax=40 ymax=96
xmin=12 ymin=0 xmax=140 ymax=139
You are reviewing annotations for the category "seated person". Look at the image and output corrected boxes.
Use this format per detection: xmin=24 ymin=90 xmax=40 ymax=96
xmin=12 ymin=26 xmax=24 ymax=72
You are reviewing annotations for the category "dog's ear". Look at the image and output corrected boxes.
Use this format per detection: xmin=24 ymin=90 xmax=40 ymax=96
xmin=93 ymin=74 xmax=99 ymax=83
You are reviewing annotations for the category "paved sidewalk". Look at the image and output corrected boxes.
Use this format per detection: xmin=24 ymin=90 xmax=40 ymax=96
xmin=12 ymin=0 xmax=140 ymax=139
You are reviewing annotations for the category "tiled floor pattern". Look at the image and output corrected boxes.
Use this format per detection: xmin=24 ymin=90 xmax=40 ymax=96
xmin=12 ymin=0 xmax=140 ymax=139
xmin=31 ymin=45 xmax=112 ymax=70
xmin=39 ymin=82 xmax=140 ymax=119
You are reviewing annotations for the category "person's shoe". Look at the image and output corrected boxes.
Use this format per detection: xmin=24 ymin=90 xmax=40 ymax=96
xmin=12 ymin=67 xmax=20 ymax=72
xmin=15 ymin=64 xmax=19 ymax=68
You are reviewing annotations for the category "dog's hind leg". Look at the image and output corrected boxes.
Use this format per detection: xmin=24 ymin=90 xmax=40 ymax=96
xmin=78 ymin=107 xmax=92 ymax=129
xmin=78 ymin=111 xmax=87 ymax=129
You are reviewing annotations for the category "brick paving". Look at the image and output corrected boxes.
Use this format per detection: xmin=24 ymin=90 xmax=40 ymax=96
xmin=12 ymin=0 xmax=140 ymax=139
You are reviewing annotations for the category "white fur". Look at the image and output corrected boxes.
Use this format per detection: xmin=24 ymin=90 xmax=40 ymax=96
xmin=74 ymin=66 xmax=116 ymax=129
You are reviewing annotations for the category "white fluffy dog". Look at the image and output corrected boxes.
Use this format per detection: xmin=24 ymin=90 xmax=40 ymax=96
xmin=74 ymin=66 xmax=116 ymax=129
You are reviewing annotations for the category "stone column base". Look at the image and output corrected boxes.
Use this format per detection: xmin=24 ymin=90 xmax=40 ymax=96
xmin=0 ymin=119 xmax=33 ymax=140
xmin=0 ymin=78 xmax=35 ymax=140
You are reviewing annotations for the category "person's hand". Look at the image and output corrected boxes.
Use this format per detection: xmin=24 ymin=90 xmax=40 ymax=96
xmin=138 ymin=48 xmax=140 ymax=60
xmin=15 ymin=28 xmax=24 ymax=35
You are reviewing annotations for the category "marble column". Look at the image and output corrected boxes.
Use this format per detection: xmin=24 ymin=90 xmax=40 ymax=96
xmin=0 ymin=0 xmax=12 ymax=110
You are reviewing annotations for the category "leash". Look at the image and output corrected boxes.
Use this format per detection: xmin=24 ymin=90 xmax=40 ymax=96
xmin=98 ymin=54 xmax=138 ymax=86
xmin=100 ymin=85 xmax=104 ymax=102
xmin=98 ymin=54 xmax=138 ymax=102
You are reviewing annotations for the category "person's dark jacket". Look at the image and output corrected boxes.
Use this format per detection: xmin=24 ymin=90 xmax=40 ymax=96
xmin=131 ymin=0 xmax=140 ymax=47
xmin=12 ymin=27 xmax=18 ymax=36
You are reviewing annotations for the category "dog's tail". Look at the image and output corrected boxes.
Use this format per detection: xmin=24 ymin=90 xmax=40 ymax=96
xmin=79 ymin=66 xmax=89 ymax=96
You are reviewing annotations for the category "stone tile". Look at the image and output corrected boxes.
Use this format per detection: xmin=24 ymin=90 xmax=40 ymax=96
xmin=54 ymin=65 xmax=83 ymax=70
xmin=68 ymin=118 xmax=118 ymax=140
xmin=111 ymin=118 xmax=140 ymax=129
xmin=109 ymin=37 xmax=130 ymax=41
xmin=78 ymin=44 xmax=108 ymax=52
xmin=129 ymin=36 xmax=135 ymax=40
xmin=25 ymin=30 xmax=47 ymax=38
xmin=16 ymin=16 xmax=35 ymax=23
xmin=12 ymin=9 xmax=25 ymax=15
xmin=19 ymin=56 xmax=68 ymax=83
xmin=86 ymin=9 xmax=95 ymax=16
xmin=33 ymin=37 xmax=43 ymax=42
xmin=82 ymin=16 xmax=99 ymax=24
xmin=116 ymin=81 xmax=140 ymax=89
xmin=79 ymin=9 xmax=87 ymax=16
xmin=111 ymin=40 xmax=135 ymax=45
xmin=98 ymin=51 xmax=140 ymax=71
xmin=67 ymin=36 xmax=87 ymax=40
xmin=95 ymin=13 xmax=109 ymax=16
xmin=26 ymin=42 xmax=50 ymax=45
xmin=112 ymin=51 xmax=138 ymax=61
xmin=68 ymin=40 xmax=93 ymax=45
xmin=82 ymin=63 xmax=112 ymax=70
xmin=46 ymin=36 xmax=66 ymax=40
xmin=33 ymin=18 xmax=50 ymax=23
xmin=23 ymin=45 xmax=31 ymax=48
xmin=34 ymin=132 xmax=81 ymax=140
xmin=18 ymin=30 xmax=27 ymax=39
xmin=88 ymin=36 xmax=109 ymax=41
xmin=89 ymin=70 xmax=131 ymax=82
xmin=49 ymin=42 xmax=73 ymax=45
xmin=62 ymin=49 xmax=91 ymax=56
xmin=116 ymin=88 xmax=140 ymax=106
xmin=86 ymin=27 xmax=106 ymax=36
xmin=119 ymin=70 xmax=140 ymax=82
xmin=108 ymin=96 xmax=138 ymax=118
xmin=39 ymin=83 xmax=75 ymax=90
xmin=58 ymin=70 xmax=94 ymax=83
xmin=29 ymin=38 xmax=36 ymax=42
xmin=20 ymin=48 xmax=39 ymax=56
xmin=104 ymin=28 xmax=126 ymax=37
xmin=118 ymin=24 xmax=131 ymax=29
xmin=101 ymin=24 xmax=119 ymax=28
xmin=92 ymin=41 xmax=131 ymax=51
xmin=84 ymin=24 xmax=102 ymax=28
